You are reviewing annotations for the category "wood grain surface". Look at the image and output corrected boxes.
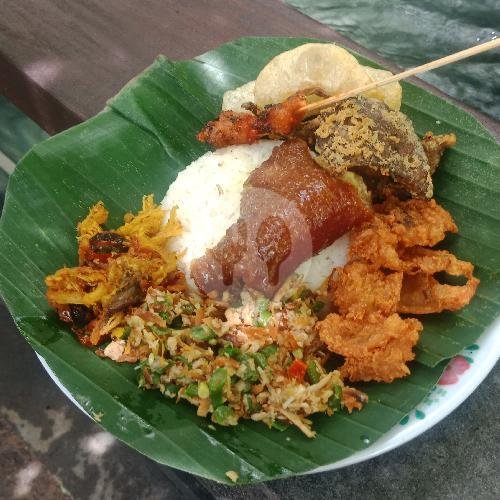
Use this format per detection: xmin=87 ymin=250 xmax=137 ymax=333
xmin=0 ymin=0 xmax=498 ymax=136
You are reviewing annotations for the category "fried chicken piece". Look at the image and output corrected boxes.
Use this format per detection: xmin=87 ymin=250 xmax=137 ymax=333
xmin=197 ymin=94 xmax=307 ymax=148
xmin=317 ymin=301 xmax=421 ymax=383
xmin=329 ymin=261 xmax=403 ymax=318
xmin=314 ymin=97 xmax=433 ymax=199
xmin=349 ymin=197 xmax=458 ymax=270
xmin=375 ymin=196 xmax=458 ymax=248
xmin=398 ymin=247 xmax=480 ymax=314
xmin=317 ymin=312 xmax=422 ymax=383
xmin=422 ymin=131 xmax=456 ymax=174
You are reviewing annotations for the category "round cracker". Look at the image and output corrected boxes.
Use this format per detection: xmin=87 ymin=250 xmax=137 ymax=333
xmin=254 ymin=43 xmax=402 ymax=111
xmin=361 ymin=67 xmax=402 ymax=111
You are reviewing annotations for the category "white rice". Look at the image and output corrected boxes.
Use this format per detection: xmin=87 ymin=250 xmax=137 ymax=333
xmin=162 ymin=142 xmax=348 ymax=292
xmin=221 ymin=80 xmax=255 ymax=113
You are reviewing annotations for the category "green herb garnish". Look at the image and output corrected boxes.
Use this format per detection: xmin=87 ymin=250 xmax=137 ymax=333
xmin=306 ymin=360 xmax=321 ymax=384
xmin=208 ymin=368 xmax=227 ymax=408
xmin=328 ymin=384 xmax=343 ymax=411
xmin=190 ymin=324 xmax=217 ymax=342
xmin=212 ymin=405 xmax=235 ymax=425
xmin=184 ymin=383 xmax=199 ymax=398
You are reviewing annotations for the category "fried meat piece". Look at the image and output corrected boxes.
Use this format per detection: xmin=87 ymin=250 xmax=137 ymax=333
xmin=349 ymin=197 xmax=458 ymax=270
xmin=422 ymin=131 xmax=456 ymax=174
xmin=398 ymin=247 xmax=480 ymax=314
xmin=191 ymin=139 xmax=372 ymax=296
xmin=197 ymin=94 xmax=307 ymax=148
xmin=329 ymin=261 xmax=403 ymax=318
xmin=317 ymin=312 xmax=422 ymax=383
xmin=348 ymin=215 xmax=401 ymax=271
xmin=314 ymin=97 xmax=433 ymax=199
xmin=375 ymin=196 xmax=458 ymax=248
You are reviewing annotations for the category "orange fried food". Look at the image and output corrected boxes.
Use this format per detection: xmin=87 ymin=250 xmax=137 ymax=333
xmin=321 ymin=196 xmax=478 ymax=383
xmin=398 ymin=247 xmax=480 ymax=314
xmin=197 ymin=94 xmax=307 ymax=148
xmin=317 ymin=312 xmax=422 ymax=383
xmin=329 ymin=261 xmax=403 ymax=318
xmin=348 ymin=215 xmax=401 ymax=270
xmin=350 ymin=196 xmax=458 ymax=270
xmin=375 ymin=196 xmax=458 ymax=248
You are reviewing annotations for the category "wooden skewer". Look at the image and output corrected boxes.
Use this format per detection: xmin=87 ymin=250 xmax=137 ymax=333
xmin=300 ymin=38 xmax=500 ymax=116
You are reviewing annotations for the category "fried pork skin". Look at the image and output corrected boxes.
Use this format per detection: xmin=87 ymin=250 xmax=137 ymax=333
xmin=319 ymin=196 xmax=478 ymax=383
xmin=317 ymin=312 xmax=422 ymax=383
xmin=191 ymin=139 xmax=372 ymax=297
xmin=349 ymin=196 xmax=458 ymax=270
xmin=329 ymin=261 xmax=403 ymax=319
xmin=398 ymin=247 xmax=479 ymax=314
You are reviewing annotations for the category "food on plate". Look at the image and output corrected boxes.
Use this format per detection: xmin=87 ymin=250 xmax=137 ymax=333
xmin=198 ymin=44 xmax=456 ymax=200
xmin=318 ymin=312 xmax=422 ymax=383
xmin=161 ymin=140 xmax=352 ymax=293
xmin=349 ymin=195 xmax=458 ymax=269
xmin=100 ymin=285 xmax=367 ymax=437
xmin=191 ymin=139 xmax=372 ymax=296
xmin=45 ymin=195 xmax=181 ymax=345
xmin=313 ymin=97 xmax=434 ymax=199
xmin=197 ymin=94 xmax=307 ymax=148
xmin=397 ymin=247 xmax=479 ymax=314
xmin=45 ymin=42 xmax=479 ymax=436
xmin=253 ymin=43 xmax=402 ymax=110
xmin=318 ymin=195 xmax=479 ymax=382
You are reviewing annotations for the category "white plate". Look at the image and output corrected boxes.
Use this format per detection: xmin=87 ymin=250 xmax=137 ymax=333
xmin=37 ymin=315 xmax=499 ymax=474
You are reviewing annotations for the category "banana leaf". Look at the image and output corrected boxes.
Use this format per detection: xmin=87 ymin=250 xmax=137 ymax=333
xmin=0 ymin=37 xmax=498 ymax=484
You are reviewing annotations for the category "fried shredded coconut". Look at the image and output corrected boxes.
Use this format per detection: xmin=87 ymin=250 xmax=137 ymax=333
xmin=318 ymin=195 xmax=478 ymax=383
xmin=45 ymin=195 xmax=181 ymax=345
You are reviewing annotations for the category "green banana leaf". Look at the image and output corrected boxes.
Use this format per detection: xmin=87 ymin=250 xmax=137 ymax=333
xmin=0 ymin=37 xmax=498 ymax=484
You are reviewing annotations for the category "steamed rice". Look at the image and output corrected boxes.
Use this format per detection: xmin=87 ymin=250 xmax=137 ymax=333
xmin=162 ymin=142 xmax=348 ymax=292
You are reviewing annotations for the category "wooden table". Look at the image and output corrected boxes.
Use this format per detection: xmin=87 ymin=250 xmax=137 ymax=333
xmin=0 ymin=0 xmax=498 ymax=137
xmin=0 ymin=1 xmax=498 ymax=498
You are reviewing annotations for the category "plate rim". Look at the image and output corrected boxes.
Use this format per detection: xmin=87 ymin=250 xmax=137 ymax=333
xmin=36 ymin=315 xmax=500 ymax=476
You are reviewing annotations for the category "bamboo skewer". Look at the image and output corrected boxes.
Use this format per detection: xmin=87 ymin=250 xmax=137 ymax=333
xmin=299 ymin=38 xmax=500 ymax=116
